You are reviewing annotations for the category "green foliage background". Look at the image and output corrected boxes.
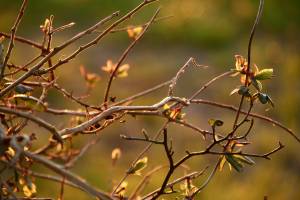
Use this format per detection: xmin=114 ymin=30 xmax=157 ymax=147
xmin=1 ymin=0 xmax=299 ymax=199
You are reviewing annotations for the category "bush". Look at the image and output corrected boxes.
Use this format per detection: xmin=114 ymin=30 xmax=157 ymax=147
xmin=0 ymin=0 xmax=299 ymax=199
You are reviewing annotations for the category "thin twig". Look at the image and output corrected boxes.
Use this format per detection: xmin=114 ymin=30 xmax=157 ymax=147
xmin=0 ymin=0 xmax=28 ymax=80
xmin=0 ymin=106 xmax=62 ymax=142
xmin=0 ymin=32 xmax=44 ymax=50
xmin=191 ymin=99 xmax=300 ymax=142
xmin=59 ymin=96 xmax=188 ymax=136
xmin=23 ymin=151 xmax=113 ymax=200
xmin=0 ymin=11 xmax=119 ymax=97
xmin=112 ymin=121 xmax=169 ymax=195
xmin=112 ymin=80 xmax=172 ymax=106
xmin=142 ymin=169 xmax=207 ymax=200
xmin=233 ymin=0 xmax=264 ymax=128
xmin=103 ymin=7 xmax=161 ymax=107
xmin=189 ymin=71 xmax=233 ymax=100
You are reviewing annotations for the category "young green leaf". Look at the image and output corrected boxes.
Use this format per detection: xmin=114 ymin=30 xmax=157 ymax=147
xmin=208 ymin=119 xmax=223 ymax=127
xmin=252 ymin=79 xmax=263 ymax=91
xmin=219 ymin=155 xmax=227 ymax=171
xmin=254 ymin=68 xmax=273 ymax=80
xmin=225 ymin=154 xmax=243 ymax=172
xmin=233 ymin=155 xmax=255 ymax=165
xmin=127 ymin=157 xmax=148 ymax=175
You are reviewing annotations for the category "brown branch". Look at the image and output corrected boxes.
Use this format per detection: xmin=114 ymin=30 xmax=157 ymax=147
xmin=59 ymin=96 xmax=188 ymax=137
xmin=233 ymin=0 xmax=264 ymax=128
xmin=112 ymin=80 xmax=172 ymax=106
xmin=103 ymin=7 xmax=161 ymax=107
xmin=168 ymin=57 xmax=194 ymax=96
xmin=96 ymin=15 xmax=173 ymax=35
xmin=43 ymin=0 xmax=158 ymax=75
xmin=129 ymin=166 xmax=166 ymax=200
xmin=190 ymin=160 xmax=220 ymax=198
xmin=112 ymin=121 xmax=169 ymax=195
xmin=65 ymin=135 xmax=101 ymax=168
xmin=142 ymin=169 xmax=207 ymax=200
xmin=189 ymin=71 xmax=233 ymax=101
xmin=0 ymin=11 xmax=119 ymax=97
xmin=23 ymin=151 xmax=113 ymax=200
xmin=5 ymin=54 xmax=42 ymax=76
xmin=0 ymin=106 xmax=62 ymax=142
xmin=0 ymin=32 xmax=44 ymax=50
xmin=190 ymin=99 xmax=300 ymax=142
xmin=0 ymin=0 xmax=28 ymax=80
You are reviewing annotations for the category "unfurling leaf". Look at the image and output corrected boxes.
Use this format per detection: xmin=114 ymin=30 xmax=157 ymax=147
xmin=254 ymin=68 xmax=273 ymax=80
xmin=230 ymin=86 xmax=251 ymax=97
xmin=225 ymin=154 xmax=243 ymax=172
xmin=6 ymin=147 xmax=16 ymax=157
xmin=180 ymin=179 xmax=198 ymax=197
xmin=40 ymin=18 xmax=51 ymax=34
xmin=252 ymin=79 xmax=263 ymax=91
xmin=111 ymin=148 xmax=122 ymax=165
xmin=23 ymin=182 xmax=37 ymax=197
xmin=219 ymin=155 xmax=227 ymax=171
xmin=127 ymin=157 xmax=148 ymax=175
xmin=116 ymin=181 xmax=128 ymax=196
xmin=163 ymin=104 xmax=170 ymax=111
xmin=233 ymin=155 xmax=255 ymax=165
xmin=234 ymin=55 xmax=248 ymax=72
xmin=208 ymin=119 xmax=223 ymax=127
xmin=80 ymin=65 xmax=100 ymax=88
xmin=101 ymin=60 xmax=130 ymax=78
xmin=127 ymin=26 xmax=143 ymax=39
xmin=163 ymin=104 xmax=185 ymax=120
xmin=258 ymin=93 xmax=274 ymax=107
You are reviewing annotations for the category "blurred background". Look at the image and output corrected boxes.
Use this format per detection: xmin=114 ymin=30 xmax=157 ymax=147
xmin=1 ymin=0 xmax=299 ymax=199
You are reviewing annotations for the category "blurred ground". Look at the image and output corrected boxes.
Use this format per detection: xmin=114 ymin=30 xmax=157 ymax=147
xmin=1 ymin=0 xmax=300 ymax=199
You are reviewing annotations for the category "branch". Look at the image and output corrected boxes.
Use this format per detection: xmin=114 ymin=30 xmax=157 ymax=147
xmin=0 ymin=32 xmax=44 ymax=50
xmin=103 ymin=7 xmax=161 ymax=107
xmin=0 ymin=0 xmax=28 ymax=80
xmin=112 ymin=121 xmax=169 ymax=196
xmin=233 ymin=0 xmax=264 ymax=128
xmin=59 ymin=96 xmax=188 ymax=136
xmin=43 ymin=0 xmax=158 ymax=75
xmin=142 ymin=168 xmax=207 ymax=200
xmin=23 ymin=151 xmax=113 ymax=200
xmin=0 ymin=11 xmax=119 ymax=97
xmin=189 ymin=71 xmax=233 ymax=100
xmin=0 ymin=106 xmax=62 ymax=143
xmin=112 ymin=80 xmax=172 ymax=106
xmin=168 ymin=57 xmax=195 ymax=96
xmin=191 ymin=99 xmax=300 ymax=142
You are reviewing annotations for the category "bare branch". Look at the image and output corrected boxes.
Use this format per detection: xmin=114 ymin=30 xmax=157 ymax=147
xmin=23 ymin=151 xmax=113 ymax=200
xmin=103 ymin=7 xmax=161 ymax=107
xmin=0 ymin=106 xmax=62 ymax=142
xmin=0 ymin=0 xmax=28 ymax=80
